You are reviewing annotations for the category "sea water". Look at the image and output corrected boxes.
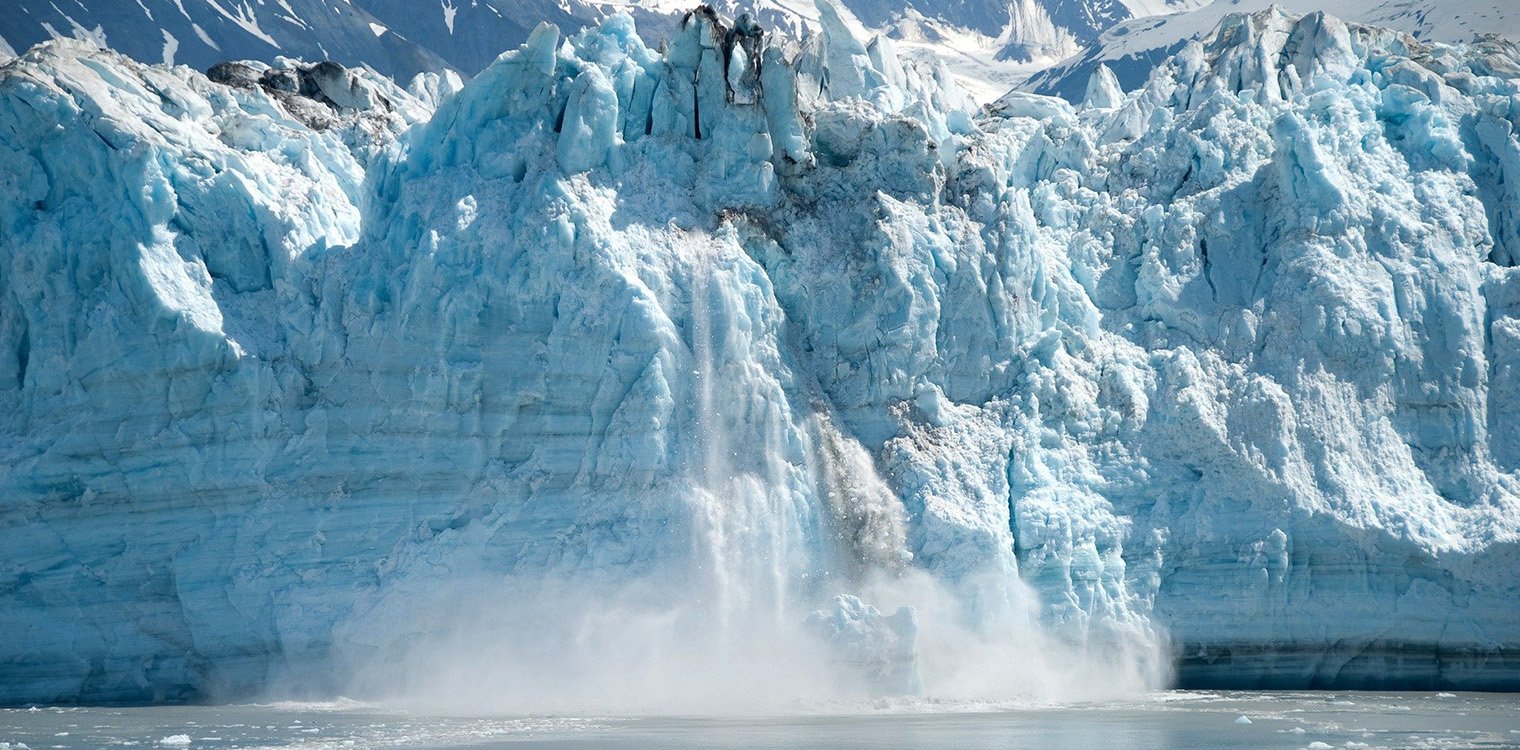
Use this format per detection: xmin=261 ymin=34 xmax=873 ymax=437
xmin=2 ymin=692 xmax=1517 ymax=749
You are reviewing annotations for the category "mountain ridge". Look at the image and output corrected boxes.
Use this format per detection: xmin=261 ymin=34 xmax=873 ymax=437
xmin=0 ymin=0 xmax=1197 ymax=96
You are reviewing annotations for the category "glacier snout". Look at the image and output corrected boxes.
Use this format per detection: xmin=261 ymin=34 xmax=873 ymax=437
xmin=2 ymin=4 xmax=1520 ymax=704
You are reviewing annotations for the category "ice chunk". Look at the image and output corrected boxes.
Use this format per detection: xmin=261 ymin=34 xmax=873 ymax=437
xmin=806 ymin=596 xmax=922 ymax=696
xmin=556 ymin=66 xmax=620 ymax=174
xmin=305 ymin=61 xmax=373 ymax=110
xmin=986 ymin=90 xmax=1075 ymax=121
xmin=1082 ymin=64 xmax=1123 ymax=110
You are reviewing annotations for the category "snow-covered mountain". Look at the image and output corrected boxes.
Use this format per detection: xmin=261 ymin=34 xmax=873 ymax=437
xmin=0 ymin=0 xmax=1199 ymax=100
xmin=1025 ymin=0 xmax=1520 ymax=100
xmin=0 ymin=0 xmax=443 ymax=82
xmin=4 ymin=2 xmax=1520 ymax=706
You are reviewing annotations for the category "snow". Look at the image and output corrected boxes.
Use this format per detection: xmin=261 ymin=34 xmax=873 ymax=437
xmin=191 ymin=23 xmax=220 ymax=52
xmin=0 ymin=0 xmax=1199 ymax=100
xmin=2 ymin=2 xmax=1520 ymax=706
xmin=3 ymin=0 xmax=450 ymax=83
xmin=998 ymin=0 xmax=1079 ymax=62
xmin=202 ymin=0 xmax=281 ymax=48
xmin=866 ymin=6 xmax=1078 ymax=104
xmin=161 ymin=29 xmax=178 ymax=66
xmin=1026 ymin=0 xmax=1520 ymax=101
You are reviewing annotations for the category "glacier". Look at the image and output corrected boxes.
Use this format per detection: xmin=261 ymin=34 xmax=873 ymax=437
xmin=1024 ymin=0 xmax=1520 ymax=101
xmin=2 ymin=1 xmax=1520 ymax=706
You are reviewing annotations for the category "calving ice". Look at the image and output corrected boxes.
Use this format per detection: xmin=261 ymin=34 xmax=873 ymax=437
xmin=0 ymin=0 xmax=1517 ymax=708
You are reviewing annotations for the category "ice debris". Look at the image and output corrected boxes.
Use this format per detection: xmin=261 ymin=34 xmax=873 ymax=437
xmin=806 ymin=595 xmax=922 ymax=696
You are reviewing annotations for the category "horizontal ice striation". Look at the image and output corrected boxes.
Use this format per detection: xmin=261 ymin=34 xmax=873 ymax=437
xmin=2 ymin=2 xmax=1520 ymax=702
xmin=0 ymin=39 xmax=440 ymax=702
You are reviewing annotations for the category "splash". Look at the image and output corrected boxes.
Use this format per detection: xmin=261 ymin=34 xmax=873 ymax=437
xmin=687 ymin=247 xmax=806 ymax=633
xmin=318 ymin=240 xmax=1167 ymax=715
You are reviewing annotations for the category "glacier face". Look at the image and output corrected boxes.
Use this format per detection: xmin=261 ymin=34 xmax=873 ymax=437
xmin=2 ymin=2 xmax=1520 ymax=704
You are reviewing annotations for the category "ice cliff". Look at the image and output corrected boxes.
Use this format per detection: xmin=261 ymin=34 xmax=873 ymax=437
xmin=2 ymin=2 xmax=1519 ymax=704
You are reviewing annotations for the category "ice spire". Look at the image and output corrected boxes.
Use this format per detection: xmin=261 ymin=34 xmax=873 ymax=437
xmin=1082 ymin=63 xmax=1123 ymax=110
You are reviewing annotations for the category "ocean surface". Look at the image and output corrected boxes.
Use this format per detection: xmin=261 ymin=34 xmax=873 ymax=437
xmin=2 ymin=692 xmax=1517 ymax=749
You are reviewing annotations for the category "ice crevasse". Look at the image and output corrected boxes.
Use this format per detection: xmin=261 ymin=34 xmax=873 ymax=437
xmin=2 ymin=1 xmax=1520 ymax=703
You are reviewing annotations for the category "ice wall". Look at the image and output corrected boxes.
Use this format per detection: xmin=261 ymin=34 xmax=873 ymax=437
xmin=2 ymin=3 xmax=1519 ymax=703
